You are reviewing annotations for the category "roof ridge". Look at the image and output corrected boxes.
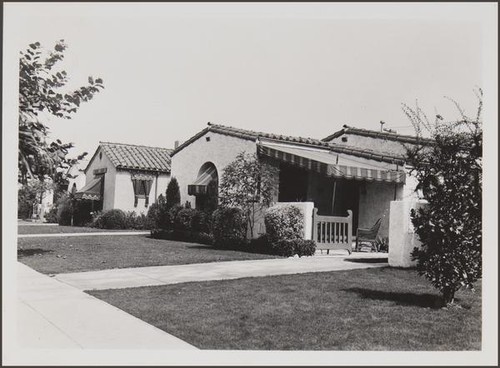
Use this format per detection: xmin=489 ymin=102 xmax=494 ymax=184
xmin=341 ymin=125 xmax=434 ymax=142
xmin=99 ymin=141 xmax=174 ymax=151
xmin=208 ymin=123 xmax=329 ymax=145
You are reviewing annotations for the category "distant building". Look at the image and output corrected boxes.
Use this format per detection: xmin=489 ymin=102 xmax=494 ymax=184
xmin=66 ymin=161 xmax=87 ymax=195
xmin=76 ymin=142 xmax=172 ymax=214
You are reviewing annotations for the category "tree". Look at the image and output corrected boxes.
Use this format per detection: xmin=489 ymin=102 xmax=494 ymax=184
xmin=403 ymin=89 xmax=482 ymax=306
xmin=166 ymin=177 xmax=181 ymax=209
xmin=219 ymin=152 xmax=278 ymax=238
xmin=18 ymin=40 xmax=104 ymax=184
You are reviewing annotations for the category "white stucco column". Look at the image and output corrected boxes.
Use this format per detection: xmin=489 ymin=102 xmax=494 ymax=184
xmin=388 ymin=199 xmax=427 ymax=268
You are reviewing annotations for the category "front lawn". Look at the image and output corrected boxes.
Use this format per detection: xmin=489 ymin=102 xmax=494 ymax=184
xmin=88 ymin=267 xmax=481 ymax=350
xmin=18 ymin=224 xmax=143 ymax=235
xmin=17 ymin=235 xmax=278 ymax=274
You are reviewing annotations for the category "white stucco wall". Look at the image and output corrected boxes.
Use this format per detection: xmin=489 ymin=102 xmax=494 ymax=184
xmin=327 ymin=134 xmax=409 ymax=158
xmin=171 ymin=131 xmax=257 ymax=207
xmin=84 ymin=147 xmax=117 ymax=211
xmin=67 ymin=172 xmax=86 ymax=193
xmin=113 ymin=171 xmax=170 ymax=215
xmin=388 ymin=200 xmax=426 ymax=268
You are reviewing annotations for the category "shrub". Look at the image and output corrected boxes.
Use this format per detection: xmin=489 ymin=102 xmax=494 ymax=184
xmin=146 ymin=194 xmax=168 ymax=230
xmin=174 ymin=208 xmax=197 ymax=232
xmin=404 ymin=91 xmax=482 ymax=305
xmin=57 ymin=195 xmax=73 ymax=225
xmin=165 ymin=204 xmax=183 ymax=230
xmin=272 ymin=239 xmax=316 ymax=257
xmin=264 ymin=205 xmax=304 ymax=244
xmin=93 ymin=209 xmax=128 ymax=229
xmin=124 ymin=211 xmax=149 ymax=230
xmin=150 ymin=229 xmax=214 ymax=245
xmin=166 ymin=177 xmax=181 ymax=209
xmin=273 ymin=239 xmax=296 ymax=257
xmin=294 ymin=239 xmax=316 ymax=257
xmin=191 ymin=210 xmax=210 ymax=234
xmin=44 ymin=207 xmax=58 ymax=223
xmin=211 ymin=206 xmax=246 ymax=248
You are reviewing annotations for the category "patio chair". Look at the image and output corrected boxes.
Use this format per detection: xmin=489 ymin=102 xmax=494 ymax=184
xmin=355 ymin=218 xmax=382 ymax=252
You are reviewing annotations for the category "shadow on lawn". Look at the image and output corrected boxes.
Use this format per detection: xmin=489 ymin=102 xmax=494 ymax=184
xmin=345 ymin=257 xmax=388 ymax=264
xmin=18 ymin=248 xmax=53 ymax=258
xmin=343 ymin=287 xmax=443 ymax=308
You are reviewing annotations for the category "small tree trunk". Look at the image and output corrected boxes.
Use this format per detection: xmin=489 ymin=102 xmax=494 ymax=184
xmin=442 ymin=288 xmax=455 ymax=306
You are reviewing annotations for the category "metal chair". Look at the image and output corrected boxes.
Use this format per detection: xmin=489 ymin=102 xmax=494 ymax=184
xmin=355 ymin=218 xmax=382 ymax=252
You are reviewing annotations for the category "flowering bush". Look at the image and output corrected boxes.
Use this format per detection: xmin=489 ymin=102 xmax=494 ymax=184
xmin=264 ymin=205 xmax=304 ymax=244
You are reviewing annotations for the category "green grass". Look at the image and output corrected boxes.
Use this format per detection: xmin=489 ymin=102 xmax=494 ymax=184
xmin=18 ymin=234 xmax=277 ymax=274
xmin=18 ymin=224 xmax=143 ymax=235
xmin=88 ymin=267 xmax=481 ymax=351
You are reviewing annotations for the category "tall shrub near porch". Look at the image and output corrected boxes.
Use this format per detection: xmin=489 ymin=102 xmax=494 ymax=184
xmin=403 ymin=90 xmax=482 ymax=305
xmin=219 ymin=152 xmax=278 ymax=238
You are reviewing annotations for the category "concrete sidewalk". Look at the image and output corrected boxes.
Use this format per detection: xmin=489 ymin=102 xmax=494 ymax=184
xmin=17 ymin=263 xmax=197 ymax=349
xmin=55 ymin=252 xmax=388 ymax=291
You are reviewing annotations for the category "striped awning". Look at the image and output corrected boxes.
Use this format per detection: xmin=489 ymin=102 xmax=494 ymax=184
xmin=188 ymin=165 xmax=218 ymax=196
xmin=75 ymin=177 xmax=103 ymax=200
xmin=257 ymin=142 xmax=405 ymax=184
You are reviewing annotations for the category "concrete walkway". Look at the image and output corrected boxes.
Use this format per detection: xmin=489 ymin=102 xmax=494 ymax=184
xmin=18 ymin=231 xmax=150 ymax=238
xmin=17 ymin=263 xmax=197 ymax=349
xmin=55 ymin=252 xmax=388 ymax=291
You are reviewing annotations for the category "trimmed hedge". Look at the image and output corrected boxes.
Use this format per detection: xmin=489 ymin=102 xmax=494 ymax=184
xmin=44 ymin=207 xmax=58 ymax=223
xmin=264 ymin=205 xmax=304 ymax=244
xmin=211 ymin=207 xmax=246 ymax=249
xmin=92 ymin=209 xmax=128 ymax=229
xmin=273 ymin=239 xmax=316 ymax=257
xmin=151 ymin=229 xmax=214 ymax=245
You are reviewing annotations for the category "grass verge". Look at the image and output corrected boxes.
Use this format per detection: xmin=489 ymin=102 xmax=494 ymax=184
xmin=18 ymin=234 xmax=277 ymax=274
xmin=88 ymin=267 xmax=481 ymax=351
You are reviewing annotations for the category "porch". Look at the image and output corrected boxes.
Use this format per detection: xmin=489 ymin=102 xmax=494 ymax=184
xmin=257 ymin=139 xmax=407 ymax=243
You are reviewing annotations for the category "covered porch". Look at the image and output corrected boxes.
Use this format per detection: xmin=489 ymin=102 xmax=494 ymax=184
xmin=257 ymin=139 xmax=406 ymax=240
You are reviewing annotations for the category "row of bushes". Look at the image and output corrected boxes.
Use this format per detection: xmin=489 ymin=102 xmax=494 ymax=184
xmin=90 ymin=209 xmax=149 ymax=230
xmin=148 ymin=202 xmax=316 ymax=257
xmin=53 ymin=191 xmax=316 ymax=257
xmin=54 ymin=194 xmax=149 ymax=229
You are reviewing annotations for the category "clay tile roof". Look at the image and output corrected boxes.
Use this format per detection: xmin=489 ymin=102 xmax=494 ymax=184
xmin=99 ymin=142 xmax=173 ymax=173
xmin=322 ymin=124 xmax=435 ymax=145
xmin=171 ymin=123 xmax=408 ymax=165
xmin=171 ymin=123 xmax=331 ymax=156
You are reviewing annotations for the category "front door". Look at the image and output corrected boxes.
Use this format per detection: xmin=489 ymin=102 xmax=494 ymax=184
xmin=332 ymin=179 xmax=360 ymax=234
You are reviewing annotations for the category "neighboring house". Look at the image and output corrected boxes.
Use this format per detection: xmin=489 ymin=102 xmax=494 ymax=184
xmin=76 ymin=142 xmax=172 ymax=214
xmin=66 ymin=161 xmax=88 ymax=195
xmin=171 ymin=123 xmax=424 ymax=239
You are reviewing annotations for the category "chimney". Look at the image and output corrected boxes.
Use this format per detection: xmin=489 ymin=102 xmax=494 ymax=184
xmin=174 ymin=140 xmax=180 ymax=149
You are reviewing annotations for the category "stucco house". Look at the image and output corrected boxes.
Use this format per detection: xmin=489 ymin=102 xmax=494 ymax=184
xmin=66 ymin=162 xmax=87 ymax=195
xmin=76 ymin=142 xmax=172 ymax=214
xmin=171 ymin=123 xmax=424 ymax=240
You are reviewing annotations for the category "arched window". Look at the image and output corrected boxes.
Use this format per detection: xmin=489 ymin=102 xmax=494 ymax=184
xmin=188 ymin=162 xmax=218 ymax=212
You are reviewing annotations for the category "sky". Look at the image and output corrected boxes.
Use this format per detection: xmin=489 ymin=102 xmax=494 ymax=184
xmin=4 ymin=3 xmax=491 ymax=167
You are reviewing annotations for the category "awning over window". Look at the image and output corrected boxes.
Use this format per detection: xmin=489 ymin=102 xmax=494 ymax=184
xmin=75 ymin=177 xmax=103 ymax=200
xmin=188 ymin=165 xmax=217 ymax=196
xmin=257 ymin=142 xmax=406 ymax=184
